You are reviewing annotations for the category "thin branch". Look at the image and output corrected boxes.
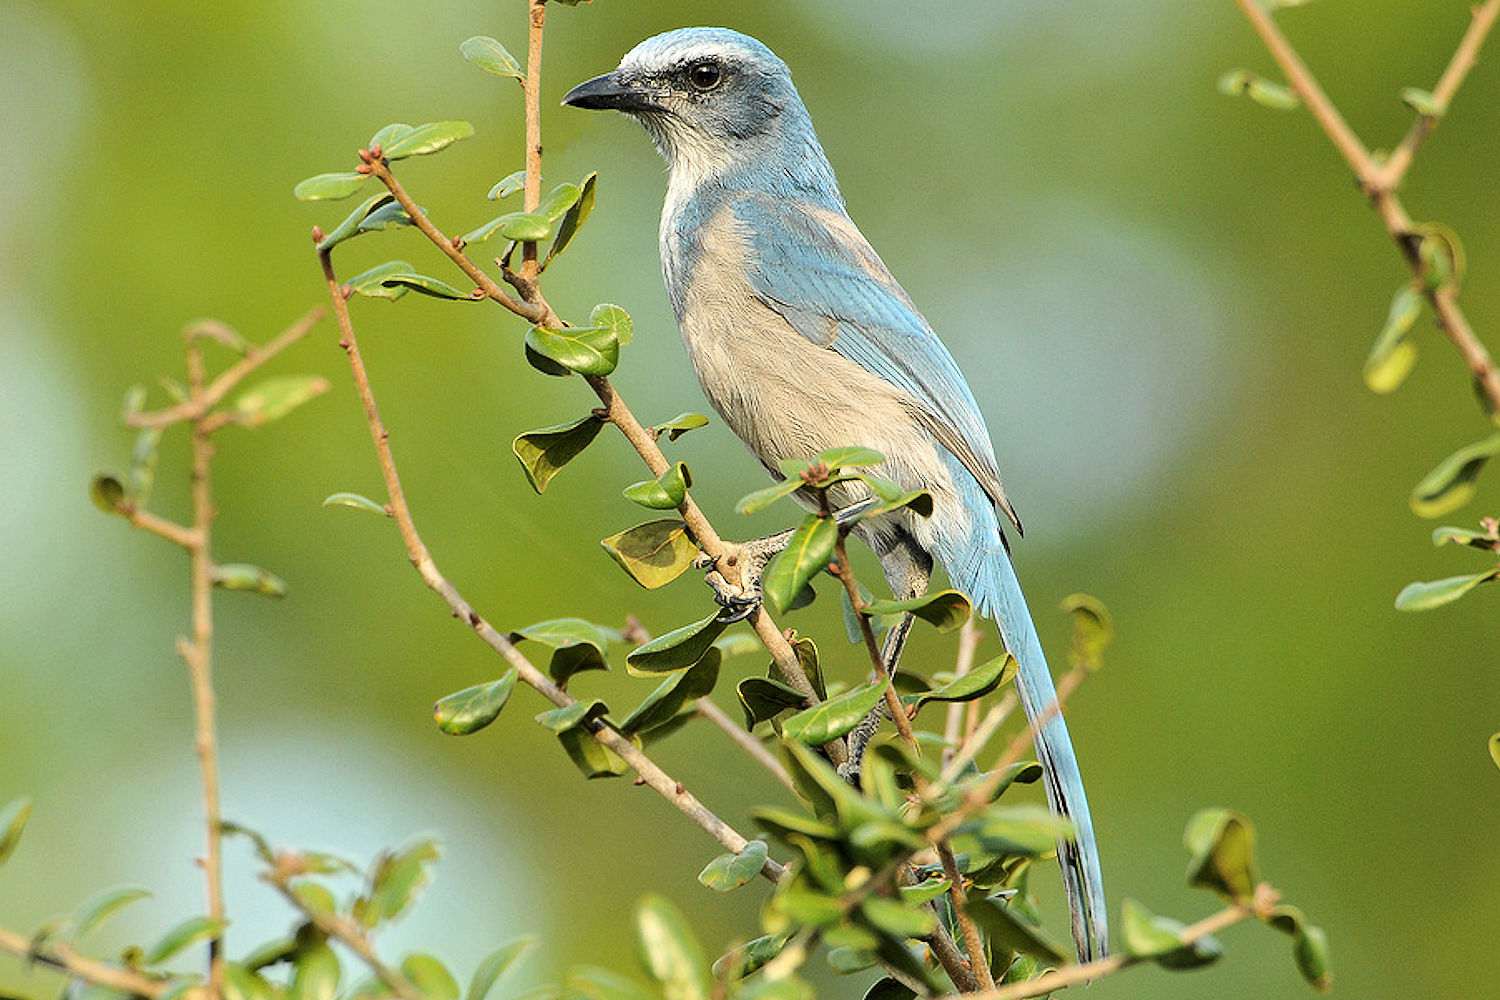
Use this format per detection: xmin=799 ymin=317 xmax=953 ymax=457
xmin=123 ymin=507 xmax=202 ymax=549
xmin=126 ymin=308 xmax=325 ymax=429
xmin=318 ymin=248 xmax=786 ymax=885
xmin=943 ymin=618 xmax=982 ymax=763
xmin=938 ymin=894 xmax=1264 ymax=1000
xmin=936 ymin=690 xmax=1019 ymax=791
xmin=183 ymin=339 xmax=226 ymax=999
xmin=1234 ymin=0 xmax=1500 ymax=411
xmin=520 ymin=0 xmax=546 ymax=281
xmin=694 ymin=697 xmax=797 ymax=794
xmin=1376 ymin=0 xmax=1500 ymax=191
xmin=0 ymin=927 xmax=168 ymax=999
xmin=264 ymin=871 xmax=421 ymax=1000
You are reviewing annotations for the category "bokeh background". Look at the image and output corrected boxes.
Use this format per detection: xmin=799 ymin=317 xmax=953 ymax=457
xmin=3 ymin=1 xmax=1498 ymax=998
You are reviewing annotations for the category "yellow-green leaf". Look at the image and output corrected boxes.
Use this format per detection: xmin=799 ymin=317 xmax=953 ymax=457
xmin=512 ymin=414 xmax=607 ymax=494
xmin=623 ymin=462 xmax=691 ymax=510
xmin=1394 ymin=570 xmax=1500 ymax=611
xmin=626 ymin=612 xmax=727 ymax=675
xmin=600 ymin=519 xmax=698 ymax=590
xmin=0 ymin=798 xmax=32 ymax=865
xmin=323 ymin=492 xmax=388 ymax=516
xmin=525 ymin=325 xmax=618 ymax=377
xmin=383 ymin=121 xmax=474 ymax=160
xmin=698 ymin=840 xmax=769 ymax=892
xmin=544 ymin=172 xmax=597 ymax=269
xmin=294 ymin=172 xmax=368 ymax=202
xmin=460 ymin=36 xmax=524 ymax=80
xmin=782 ymin=679 xmax=888 ymax=745
xmin=145 ymin=916 xmax=227 ymax=965
xmin=636 ymin=896 xmax=709 ymax=1000
xmin=232 ymin=375 xmax=330 ymax=428
xmin=1410 ymin=434 xmax=1500 ymax=518
xmin=212 ymin=564 xmax=288 ymax=598
xmin=434 ymin=672 xmax=518 ymax=735
xmin=488 ymin=171 xmax=528 ymax=201
xmin=1183 ymin=808 xmax=1257 ymax=901
xmin=1363 ymin=285 xmax=1422 ymax=393
xmin=468 ymin=938 xmax=537 ymax=1000
xmin=1062 ymin=592 xmax=1114 ymax=671
xmin=762 ymin=515 xmax=837 ymax=615
xmin=863 ymin=589 xmax=971 ymax=632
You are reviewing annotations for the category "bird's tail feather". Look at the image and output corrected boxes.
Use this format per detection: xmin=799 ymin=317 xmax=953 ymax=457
xmin=974 ymin=547 xmax=1108 ymax=962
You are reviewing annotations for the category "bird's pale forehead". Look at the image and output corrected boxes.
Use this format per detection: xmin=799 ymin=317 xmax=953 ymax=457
xmin=619 ymin=29 xmax=782 ymax=74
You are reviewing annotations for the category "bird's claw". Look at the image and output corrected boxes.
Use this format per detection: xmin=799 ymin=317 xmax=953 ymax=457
xmin=699 ymin=541 xmax=769 ymax=623
xmin=704 ymin=565 xmax=762 ymax=623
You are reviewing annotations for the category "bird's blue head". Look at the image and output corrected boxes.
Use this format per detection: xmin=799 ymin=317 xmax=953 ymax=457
xmin=563 ymin=28 xmax=834 ymax=199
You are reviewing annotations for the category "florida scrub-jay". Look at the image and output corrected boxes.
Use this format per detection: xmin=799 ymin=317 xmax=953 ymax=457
xmin=564 ymin=28 xmax=1107 ymax=961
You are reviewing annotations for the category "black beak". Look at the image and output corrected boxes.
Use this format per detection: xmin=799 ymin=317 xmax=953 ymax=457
xmin=562 ymin=72 xmax=659 ymax=112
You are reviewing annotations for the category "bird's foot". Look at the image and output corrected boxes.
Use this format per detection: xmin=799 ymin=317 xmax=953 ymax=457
xmin=695 ymin=532 xmax=792 ymax=623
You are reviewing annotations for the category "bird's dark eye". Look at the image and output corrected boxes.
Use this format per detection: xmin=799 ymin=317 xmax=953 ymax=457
xmin=687 ymin=61 xmax=723 ymax=92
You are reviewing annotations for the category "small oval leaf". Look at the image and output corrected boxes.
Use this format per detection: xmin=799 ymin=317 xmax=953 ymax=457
xmin=323 ymin=492 xmax=388 ymax=515
xmin=435 ymin=672 xmax=518 ymax=735
xmin=460 ymin=36 xmax=524 ymax=80
xmin=782 ymin=679 xmax=888 ymax=745
xmin=294 ymin=172 xmax=368 ymax=202
xmin=383 ymin=121 xmax=475 ymax=160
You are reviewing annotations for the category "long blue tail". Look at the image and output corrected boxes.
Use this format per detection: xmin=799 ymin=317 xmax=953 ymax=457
xmin=987 ymin=550 xmax=1107 ymax=961
xmin=937 ymin=492 xmax=1108 ymax=962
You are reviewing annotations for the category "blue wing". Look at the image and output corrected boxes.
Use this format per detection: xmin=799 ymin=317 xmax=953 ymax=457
xmin=731 ymin=193 xmax=1022 ymax=534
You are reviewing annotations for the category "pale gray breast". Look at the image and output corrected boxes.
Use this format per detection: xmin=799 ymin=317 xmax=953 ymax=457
xmin=669 ymin=204 xmax=972 ymax=550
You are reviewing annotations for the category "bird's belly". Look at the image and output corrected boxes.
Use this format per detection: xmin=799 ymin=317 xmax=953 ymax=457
xmin=678 ymin=294 xmax=968 ymax=549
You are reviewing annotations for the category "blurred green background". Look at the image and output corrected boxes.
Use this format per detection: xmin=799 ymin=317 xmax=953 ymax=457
xmin=3 ymin=1 xmax=1498 ymax=997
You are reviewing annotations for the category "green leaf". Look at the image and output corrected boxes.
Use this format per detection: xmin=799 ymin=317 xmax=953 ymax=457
xmin=635 ymin=895 xmax=709 ymax=1000
xmin=623 ymin=462 xmax=691 ymax=510
xmin=434 ymin=672 xmax=518 ymax=735
xmin=0 ymin=798 xmax=32 ymax=865
xmin=544 ymin=172 xmax=597 ymax=269
xmin=71 ymin=886 xmax=151 ymax=939
xmin=589 ymin=304 xmax=633 ymax=347
xmin=750 ymin=807 xmax=840 ymax=844
xmin=737 ymin=677 xmax=807 ymax=729
xmin=600 ymin=519 xmax=699 ymax=590
xmin=511 ymin=618 xmax=614 ymax=685
xmin=863 ymin=589 xmax=972 ymax=632
xmin=145 ymin=916 xmax=227 ymax=965
xmin=698 ymin=840 xmax=769 ymax=892
xmin=232 ymin=375 xmax=330 ymax=427
xmin=1363 ymin=285 xmax=1422 ymax=394
xmin=462 ymin=211 xmax=552 ymax=246
xmin=710 ymin=935 xmax=788 ymax=981
xmin=488 ymin=171 xmax=528 ymax=200
xmin=289 ymin=941 xmax=339 ymax=1000
xmin=525 ymin=325 xmax=619 ymax=377
xmin=1183 ymin=808 xmax=1257 ymax=901
xmin=898 ymin=876 xmax=950 ymax=905
xmin=1119 ymin=898 xmax=1222 ymax=969
xmin=535 ymin=183 xmax=583 ymax=223
xmin=862 ymin=979 xmax=916 ymax=1000
xmin=346 ymin=260 xmax=415 ymax=301
xmin=1062 ymin=592 xmax=1114 ymax=672
xmin=1394 ymin=570 xmax=1500 ymax=611
xmin=226 ymin=962 xmax=278 ymax=1000
xmin=1293 ymin=924 xmax=1332 ymax=992
xmin=469 ymin=939 xmax=537 ymax=1000
xmin=212 ymin=564 xmax=288 ymax=598
xmin=238 ymin=935 xmax=297 ymax=971
xmin=1218 ymin=69 xmax=1299 ymax=109
xmin=653 ymin=412 xmax=709 ymax=441
xmin=1490 ymin=731 xmax=1500 ymax=771
xmin=1410 ymin=434 xmax=1500 ymax=518
xmin=1400 ymin=86 xmax=1446 ymax=117
xmin=763 ymin=516 xmax=837 ymax=615
xmin=512 ymin=414 xmax=607 ymax=494
xmin=90 ymin=474 xmax=127 ymax=515
xmin=1432 ymin=525 xmax=1499 ymax=548
xmin=378 ymin=271 xmax=475 ymax=301
xmin=620 ymin=650 xmax=720 ymax=735
xmin=626 ymin=611 xmax=727 ymax=675
xmin=403 ymin=954 xmax=459 ymax=1000
xmin=826 ymin=947 xmax=876 ymax=975
xmin=460 ymin=36 xmax=524 ymax=80
xmin=782 ymin=678 xmax=888 ymax=745
xmin=735 ymin=479 xmax=804 ymax=516
xmin=360 ymin=838 xmax=440 ymax=926
xmin=535 ymin=699 xmax=609 ymax=734
xmin=323 ymin=492 xmax=388 ymax=516
xmin=965 ymin=895 xmax=1068 ymax=965
xmin=294 ymin=172 xmax=367 ymax=202
xmin=856 ymin=475 xmax=934 ymax=518
xmin=370 ymin=123 xmax=416 ymax=150
xmin=383 ymin=120 xmax=475 ymax=160
xmin=316 ymin=194 xmax=413 ymax=253
xmin=906 ymin=653 xmax=1014 ymax=707
xmin=545 ymin=705 xmax=631 ymax=779
xmin=292 ymin=881 xmax=337 ymax=916
xmin=859 ymin=897 xmax=935 ymax=940
xmin=975 ymin=804 xmax=1076 ymax=855
xmin=814 ymin=446 xmax=886 ymax=471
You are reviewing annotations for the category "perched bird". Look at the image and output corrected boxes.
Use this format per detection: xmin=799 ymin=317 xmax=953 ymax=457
xmin=564 ymin=28 xmax=1107 ymax=961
